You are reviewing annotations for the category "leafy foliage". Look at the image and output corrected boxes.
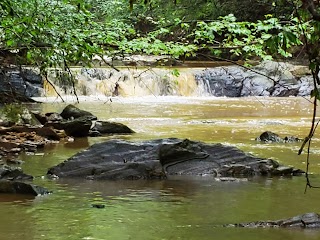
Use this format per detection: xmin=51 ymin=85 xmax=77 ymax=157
xmin=0 ymin=104 xmax=29 ymax=124
xmin=0 ymin=0 xmax=314 ymax=71
xmin=0 ymin=0 xmax=105 ymax=70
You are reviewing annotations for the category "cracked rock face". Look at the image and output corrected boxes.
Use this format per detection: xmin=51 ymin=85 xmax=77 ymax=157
xmin=195 ymin=61 xmax=313 ymax=97
xmin=47 ymin=138 xmax=304 ymax=180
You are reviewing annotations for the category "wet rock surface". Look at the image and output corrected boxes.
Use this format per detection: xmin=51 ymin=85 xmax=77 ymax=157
xmin=0 ymin=159 xmax=51 ymax=196
xmin=0 ymin=164 xmax=33 ymax=180
xmin=59 ymin=117 xmax=93 ymax=137
xmin=91 ymin=121 xmax=135 ymax=134
xmin=0 ymin=105 xmax=134 ymax=162
xmin=60 ymin=104 xmax=97 ymax=120
xmin=225 ymin=213 xmax=320 ymax=228
xmin=0 ymin=180 xmax=51 ymax=196
xmin=1 ymin=60 xmax=313 ymax=99
xmin=40 ymin=105 xmax=134 ymax=138
xmin=47 ymin=138 xmax=304 ymax=180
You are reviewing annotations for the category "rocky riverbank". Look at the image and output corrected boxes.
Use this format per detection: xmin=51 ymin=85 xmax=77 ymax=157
xmin=0 ymin=104 xmax=135 ymax=195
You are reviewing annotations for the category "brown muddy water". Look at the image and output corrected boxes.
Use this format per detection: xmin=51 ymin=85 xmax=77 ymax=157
xmin=2 ymin=96 xmax=320 ymax=240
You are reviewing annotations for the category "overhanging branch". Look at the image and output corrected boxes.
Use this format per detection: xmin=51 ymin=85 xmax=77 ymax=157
xmin=302 ymin=0 xmax=320 ymax=21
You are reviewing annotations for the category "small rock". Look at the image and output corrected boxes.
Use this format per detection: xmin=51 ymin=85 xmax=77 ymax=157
xmin=91 ymin=204 xmax=105 ymax=209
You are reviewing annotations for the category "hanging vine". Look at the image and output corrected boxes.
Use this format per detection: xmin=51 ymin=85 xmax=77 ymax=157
xmin=293 ymin=0 xmax=320 ymax=192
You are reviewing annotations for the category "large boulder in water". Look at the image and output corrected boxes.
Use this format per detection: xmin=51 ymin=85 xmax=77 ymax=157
xmin=47 ymin=138 xmax=304 ymax=180
xmin=60 ymin=104 xmax=97 ymax=120
xmin=91 ymin=121 xmax=134 ymax=134
xmin=60 ymin=118 xmax=92 ymax=137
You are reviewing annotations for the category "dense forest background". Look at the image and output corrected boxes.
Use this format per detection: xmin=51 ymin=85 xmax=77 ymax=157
xmin=0 ymin=0 xmax=311 ymax=70
xmin=0 ymin=0 xmax=320 ymax=102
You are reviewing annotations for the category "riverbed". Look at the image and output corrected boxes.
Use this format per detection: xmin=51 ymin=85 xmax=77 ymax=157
xmin=2 ymin=96 xmax=320 ymax=240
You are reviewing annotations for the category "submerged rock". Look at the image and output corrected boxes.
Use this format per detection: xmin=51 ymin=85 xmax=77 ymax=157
xmin=47 ymin=138 xmax=304 ymax=180
xmin=256 ymin=131 xmax=283 ymax=142
xmin=256 ymin=131 xmax=301 ymax=143
xmin=0 ymin=164 xmax=33 ymax=180
xmin=225 ymin=212 xmax=320 ymax=228
xmin=0 ymin=180 xmax=51 ymax=196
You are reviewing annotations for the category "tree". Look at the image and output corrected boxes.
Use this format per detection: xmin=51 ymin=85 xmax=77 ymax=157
xmin=0 ymin=0 xmax=315 ymax=102
xmin=292 ymin=0 xmax=320 ymax=191
xmin=0 ymin=0 xmax=105 ymax=69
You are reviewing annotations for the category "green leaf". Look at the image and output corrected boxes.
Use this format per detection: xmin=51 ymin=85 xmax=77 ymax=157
xmin=171 ymin=69 xmax=180 ymax=77
xmin=6 ymin=39 xmax=14 ymax=47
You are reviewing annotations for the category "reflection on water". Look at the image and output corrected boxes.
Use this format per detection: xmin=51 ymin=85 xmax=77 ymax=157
xmin=2 ymin=96 xmax=320 ymax=240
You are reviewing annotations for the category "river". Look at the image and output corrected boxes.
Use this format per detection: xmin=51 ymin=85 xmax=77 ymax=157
xmin=2 ymin=96 xmax=320 ymax=240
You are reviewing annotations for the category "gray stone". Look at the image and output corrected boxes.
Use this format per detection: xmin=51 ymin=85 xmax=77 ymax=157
xmin=0 ymin=68 xmax=43 ymax=98
xmin=195 ymin=67 xmax=244 ymax=97
xmin=61 ymin=118 xmax=92 ymax=137
xmin=91 ymin=121 xmax=134 ymax=134
xmin=80 ymin=68 xmax=108 ymax=80
xmin=47 ymin=138 xmax=304 ymax=180
xmin=256 ymin=131 xmax=283 ymax=143
xmin=195 ymin=61 xmax=314 ymax=97
xmin=60 ymin=104 xmax=97 ymax=120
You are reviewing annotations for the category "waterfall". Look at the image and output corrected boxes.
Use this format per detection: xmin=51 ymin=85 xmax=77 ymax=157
xmin=43 ymin=61 xmax=313 ymax=98
xmin=44 ymin=68 xmax=207 ymax=98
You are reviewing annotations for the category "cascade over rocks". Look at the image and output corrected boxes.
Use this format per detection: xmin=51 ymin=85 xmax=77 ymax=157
xmin=225 ymin=212 xmax=320 ymax=228
xmin=47 ymin=138 xmax=304 ymax=180
xmin=5 ymin=60 xmax=306 ymax=98
xmin=0 ymin=60 xmax=313 ymax=99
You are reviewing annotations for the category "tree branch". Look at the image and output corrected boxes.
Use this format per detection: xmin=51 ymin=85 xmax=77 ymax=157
xmin=302 ymin=0 xmax=320 ymax=20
